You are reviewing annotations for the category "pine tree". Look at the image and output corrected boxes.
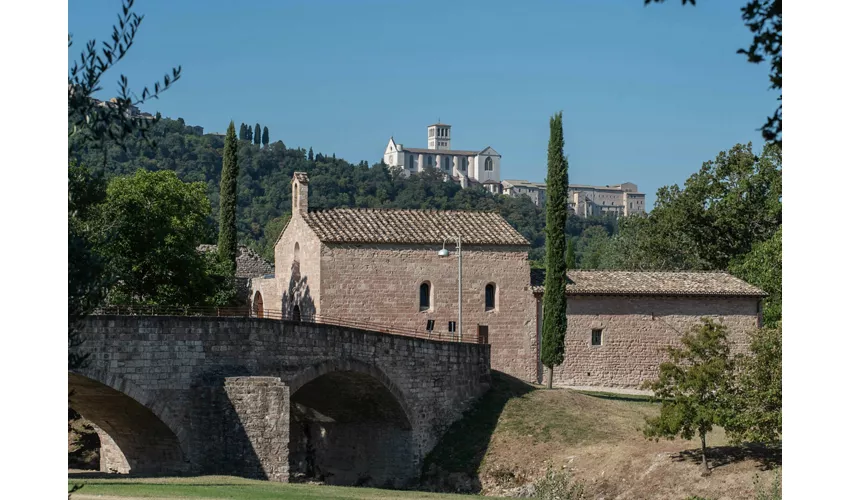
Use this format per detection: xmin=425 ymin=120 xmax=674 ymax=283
xmin=218 ymin=121 xmax=239 ymax=274
xmin=541 ymin=111 xmax=568 ymax=389
xmin=566 ymin=238 xmax=576 ymax=270
xmin=308 ymin=147 xmax=314 ymax=161
xmin=262 ymin=126 xmax=269 ymax=147
xmin=254 ymin=123 xmax=261 ymax=145
xmin=246 ymin=124 xmax=253 ymax=143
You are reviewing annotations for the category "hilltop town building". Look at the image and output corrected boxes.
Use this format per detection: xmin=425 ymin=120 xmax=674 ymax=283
xmin=381 ymin=124 xmax=645 ymax=216
xmin=502 ymin=179 xmax=647 ymax=216
xmin=383 ymin=123 xmax=503 ymax=194
xmin=252 ymin=172 xmax=763 ymax=389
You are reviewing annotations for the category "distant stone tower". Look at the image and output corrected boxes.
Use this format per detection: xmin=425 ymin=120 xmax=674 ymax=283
xmin=427 ymin=122 xmax=451 ymax=151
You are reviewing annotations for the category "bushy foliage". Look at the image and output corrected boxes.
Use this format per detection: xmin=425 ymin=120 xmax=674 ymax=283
xmin=729 ymin=227 xmax=781 ymax=328
xmin=643 ymin=319 xmax=734 ymax=475
xmin=606 ymin=143 xmax=781 ymax=272
xmin=533 ymin=466 xmax=586 ymax=500
xmin=724 ymin=323 xmax=782 ymax=446
xmin=68 ymin=409 xmax=99 ymax=470
xmin=95 ymin=169 xmax=235 ymax=306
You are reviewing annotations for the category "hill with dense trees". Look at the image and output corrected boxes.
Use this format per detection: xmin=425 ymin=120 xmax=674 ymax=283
xmin=70 ymin=117 xmax=616 ymax=264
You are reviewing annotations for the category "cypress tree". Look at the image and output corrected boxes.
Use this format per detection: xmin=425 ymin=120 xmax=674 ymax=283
xmin=308 ymin=147 xmax=314 ymax=161
xmin=262 ymin=126 xmax=269 ymax=147
xmin=541 ymin=111 xmax=568 ymax=389
xmin=239 ymin=123 xmax=247 ymax=140
xmin=246 ymin=124 xmax=253 ymax=143
xmin=218 ymin=121 xmax=239 ymax=273
xmin=566 ymin=238 xmax=576 ymax=270
xmin=254 ymin=123 xmax=261 ymax=145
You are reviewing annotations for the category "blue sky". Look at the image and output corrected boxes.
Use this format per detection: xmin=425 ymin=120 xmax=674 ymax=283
xmin=69 ymin=0 xmax=775 ymax=207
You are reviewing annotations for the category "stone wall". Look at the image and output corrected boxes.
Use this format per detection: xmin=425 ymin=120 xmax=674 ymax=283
xmin=319 ymin=243 xmax=539 ymax=382
xmin=94 ymin=425 xmax=129 ymax=474
xmin=552 ymin=295 xmax=761 ymax=388
xmin=273 ymin=214 xmax=323 ymax=317
xmin=70 ymin=315 xmax=491 ymax=483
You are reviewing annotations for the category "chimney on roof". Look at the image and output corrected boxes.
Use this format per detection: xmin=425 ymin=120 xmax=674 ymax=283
xmin=292 ymin=172 xmax=309 ymax=215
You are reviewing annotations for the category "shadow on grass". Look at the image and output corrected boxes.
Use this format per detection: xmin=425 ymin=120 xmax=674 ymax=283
xmin=573 ymin=390 xmax=655 ymax=403
xmin=674 ymin=443 xmax=782 ymax=472
xmin=419 ymin=371 xmax=535 ymax=493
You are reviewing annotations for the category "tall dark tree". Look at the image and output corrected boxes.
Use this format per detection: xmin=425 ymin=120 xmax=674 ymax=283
xmin=218 ymin=122 xmax=239 ymax=273
xmin=308 ymin=147 xmax=314 ymax=161
xmin=262 ymin=126 xmax=269 ymax=147
xmin=254 ymin=123 xmax=261 ymax=145
xmin=238 ymin=123 xmax=246 ymax=140
xmin=541 ymin=111 xmax=569 ymax=389
xmin=566 ymin=238 xmax=576 ymax=270
xmin=246 ymin=124 xmax=253 ymax=143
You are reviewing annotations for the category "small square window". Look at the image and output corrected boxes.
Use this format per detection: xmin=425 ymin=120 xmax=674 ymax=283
xmin=591 ymin=329 xmax=603 ymax=346
xmin=448 ymin=321 xmax=457 ymax=333
xmin=426 ymin=319 xmax=435 ymax=331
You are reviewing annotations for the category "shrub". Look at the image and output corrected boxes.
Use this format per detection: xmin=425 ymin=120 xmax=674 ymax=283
xmin=534 ymin=466 xmax=585 ymax=500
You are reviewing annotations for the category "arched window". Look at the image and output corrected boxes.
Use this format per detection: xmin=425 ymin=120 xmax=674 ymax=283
xmin=427 ymin=156 xmax=433 ymax=167
xmin=293 ymin=305 xmax=301 ymax=322
xmin=485 ymin=283 xmax=496 ymax=311
xmin=408 ymin=154 xmax=415 ymax=168
xmin=292 ymin=242 xmax=301 ymax=279
xmin=419 ymin=282 xmax=431 ymax=311
xmin=484 ymin=157 xmax=493 ymax=171
xmin=442 ymin=157 xmax=450 ymax=171
xmin=253 ymin=291 xmax=264 ymax=318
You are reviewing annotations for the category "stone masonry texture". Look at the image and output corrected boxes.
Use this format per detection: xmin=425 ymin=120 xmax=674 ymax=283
xmin=69 ymin=315 xmax=490 ymax=486
xmin=254 ymin=209 xmax=539 ymax=383
xmin=551 ymin=295 xmax=761 ymax=388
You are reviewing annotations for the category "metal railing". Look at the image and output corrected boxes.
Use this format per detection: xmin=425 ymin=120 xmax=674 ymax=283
xmin=91 ymin=305 xmax=485 ymax=344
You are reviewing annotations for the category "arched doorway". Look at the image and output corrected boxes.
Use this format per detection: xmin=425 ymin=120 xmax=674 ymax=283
xmin=68 ymin=372 xmax=188 ymax=475
xmin=288 ymin=363 xmax=415 ymax=488
xmin=293 ymin=305 xmax=301 ymax=322
xmin=253 ymin=291 xmax=264 ymax=318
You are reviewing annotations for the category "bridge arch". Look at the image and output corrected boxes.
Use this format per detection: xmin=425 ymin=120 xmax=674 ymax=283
xmin=287 ymin=359 xmax=417 ymax=487
xmin=68 ymin=370 xmax=191 ymax=475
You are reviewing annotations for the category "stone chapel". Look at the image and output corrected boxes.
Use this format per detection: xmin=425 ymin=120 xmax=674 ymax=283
xmin=252 ymin=172 xmax=766 ymax=389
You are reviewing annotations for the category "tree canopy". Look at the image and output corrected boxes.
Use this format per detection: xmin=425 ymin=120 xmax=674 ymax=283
xmin=95 ymin=169 xmax=233 ymax=307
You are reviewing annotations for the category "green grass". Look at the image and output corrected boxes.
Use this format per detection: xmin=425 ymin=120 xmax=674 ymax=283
xmin=68 ymin=475 xmax=500 ymax=499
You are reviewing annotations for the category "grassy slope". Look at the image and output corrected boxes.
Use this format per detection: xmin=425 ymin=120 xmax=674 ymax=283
xmin=68 ymin=475 xmax=506 ymax=500
xmin=425 ymin=372 xmax=777 ymax=500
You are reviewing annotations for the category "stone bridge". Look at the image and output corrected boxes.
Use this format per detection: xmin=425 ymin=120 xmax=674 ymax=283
xmin=69 ymin=315 xmax=490 ymax=487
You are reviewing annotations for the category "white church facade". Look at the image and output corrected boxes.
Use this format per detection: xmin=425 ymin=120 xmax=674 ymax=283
xmin=383 ymin=123 xmax=502 ymax=194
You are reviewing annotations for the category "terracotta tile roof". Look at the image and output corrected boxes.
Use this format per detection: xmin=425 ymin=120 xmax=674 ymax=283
xmin=530 ymin=269 xmax=766 ymax=297
xmin=301 ymin=208 xmax=529 ymax=246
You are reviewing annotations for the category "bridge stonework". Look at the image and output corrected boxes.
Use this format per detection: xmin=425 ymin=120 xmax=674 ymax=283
xmin=69 ymin=316 xmax=490 ymax=487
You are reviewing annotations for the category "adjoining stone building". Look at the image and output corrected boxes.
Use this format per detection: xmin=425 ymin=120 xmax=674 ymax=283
xmin=252 ymin=172 xmax=539 ymax=381
xmin=198 ymin=244 xmax=274 ymax=304
xmin=251 ymin=172 xmax=764 ymax=390
xmin=531 ymin=269 xmax=766 ymax=389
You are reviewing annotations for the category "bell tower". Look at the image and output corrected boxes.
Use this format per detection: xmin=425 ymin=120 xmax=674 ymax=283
xmin=427 ymin=122 xmax=451 ymax=151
